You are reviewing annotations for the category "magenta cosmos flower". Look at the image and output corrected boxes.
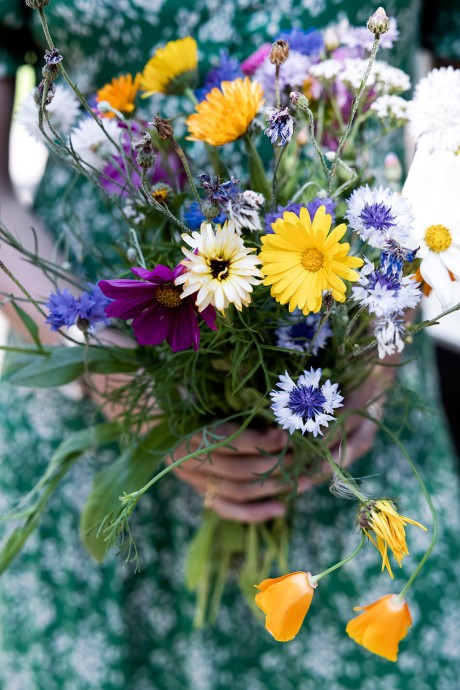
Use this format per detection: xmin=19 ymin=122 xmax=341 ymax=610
xmin=98 ymin=264 xmax=217 ymax=352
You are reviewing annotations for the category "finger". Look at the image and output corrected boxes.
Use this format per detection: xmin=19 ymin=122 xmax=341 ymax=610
xmin=335 ymin=418 xmax=377 ymax=468
xmin=175 ymin=452 xmax=294 ymax=481
xmin=211 ymin=496 xmax=286 ymax=523
xmin=177 ymin=469 xmax=302 ymax=503
xmin=185 ymin=424 xmax=289 ymax=456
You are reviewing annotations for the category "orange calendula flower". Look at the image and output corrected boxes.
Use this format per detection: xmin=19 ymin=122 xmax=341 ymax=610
xmin=186 ymin=77 xmax=264 ymax=146
xmin=140 ymin=37 xmax=198 ymax=96
xmin=358 ymin=499 xmax=427 ymax=578
xmin=346 ymin=594 xmax=412 ymax=661
xmin=96 ymin=73 xmax=141 ymax=117
xmin=255 ymin=571 xmax=317 ymax=642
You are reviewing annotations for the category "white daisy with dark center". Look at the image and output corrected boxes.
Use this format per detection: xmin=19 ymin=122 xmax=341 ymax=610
xmin=270 ymin=367 xmax=343 ymax=436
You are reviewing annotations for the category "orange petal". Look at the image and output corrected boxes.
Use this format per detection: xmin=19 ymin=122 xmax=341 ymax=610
xmin=255 ymin=572 xmax=316 ymax=642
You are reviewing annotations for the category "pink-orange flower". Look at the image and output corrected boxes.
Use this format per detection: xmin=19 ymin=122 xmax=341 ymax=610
xmin=346 ymin=594 xmax=412 ymax=661
xmin=255 ymin=571 xmax=317 ymax=642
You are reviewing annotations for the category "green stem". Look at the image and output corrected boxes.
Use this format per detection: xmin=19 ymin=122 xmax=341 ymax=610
xmin=171 ymin=139 xmax=203 ymax=209
xmin=327 ymin=34 xmax=381 ymax=193
xmin=0 ymin=260 xmax=48 ymax=319
xmin=244 ymin=136 xmax=272 ymax=202
xmin=290 ymin=180 xmax=322 ymax=203
xmin=306 ymin=108 xmax=329 ymax=179
xmin=275 ymin=65 xmax=281 ymax=109
xmin=406 ymin=300 xmax=460 ymax=336
xmin=320 ymin=441 xmax=368 ymax=503
xmin=140 ymin=169 xmax=190 ymax=232
xmin=272 ymin=141 xmax=289 ymax=204
xmin=312 ymin=533 xmax=365 ymax=583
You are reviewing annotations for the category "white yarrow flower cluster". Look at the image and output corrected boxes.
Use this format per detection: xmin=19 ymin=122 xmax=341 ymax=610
xmin=308 ymin=59 xmax=342 ymax=83
xmin=346 ymin=185 xmax=414 ymax=249
xmin=370 ymin=95 xmax=408 ymax=122
xmin=407 ymin=66 xmax=460 ymax=153
xmin=17 ymin=87 xmax=80 ymax=142
xmin=339 ymin=59 xmax=410 ymax=95
xmin=270 ymin=368 xmax=343 ymax=437
xmin=175 ymin=222 xmax=263 ymax=313
xmin=70 ymin=117 xmax=121 ymax=171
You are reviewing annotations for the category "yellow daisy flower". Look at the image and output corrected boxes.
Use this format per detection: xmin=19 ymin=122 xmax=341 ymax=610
xmin=259 ymin=206 xmax=363 ymax=315
xmin=96 ymin=73 xmax=141 ymax=117
xmin=140 ymin=37 xmax=198 ymax=97
xmin=358 ymin=499 xmax=428 ymax=578
xmin=186 ymin=77 xmax=264 ymax=146
xmin=174 ymin=222 xmax=263 ymax=313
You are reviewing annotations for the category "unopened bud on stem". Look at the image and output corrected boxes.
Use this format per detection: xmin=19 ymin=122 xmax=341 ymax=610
xmin=269 ymin=39 xmax=290 ymax=66
xmin=367 ymin=7 xmax=390 ymax=35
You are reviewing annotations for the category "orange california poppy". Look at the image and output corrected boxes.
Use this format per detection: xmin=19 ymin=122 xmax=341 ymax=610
xmin=346 ymin=594 xmax=412 ymax=661
xmin=255 ymin=571 xmax=317 ymax=642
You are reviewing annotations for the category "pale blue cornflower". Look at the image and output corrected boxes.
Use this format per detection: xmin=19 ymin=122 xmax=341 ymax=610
xmin=352 ymin=258 xmax=421 ymax=317
xmin=346 ymin=185 xmax=414 ymax=249
xmin=275 ymin=312 xmax=332 ymax=355
xmin=374 ymin=315 xmax=406 ymax=359
xmin=270 ymin=368 xmax=343 ymax=436
xmin=46 ymin=283 xmax=112 ymax=331
xmin=264 ymin=107 xmax=294 ymax=146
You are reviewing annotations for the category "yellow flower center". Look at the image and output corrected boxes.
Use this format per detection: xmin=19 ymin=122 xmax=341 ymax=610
xmin=152 ymin=188 xmax=169 ymax=203
xmin=424 ymin=224 xmax=452 ymax=253
xmin=155 ymin=283 xmax=183 ymax=308
xmin=302 ymin=248 xmax=324 ymax=272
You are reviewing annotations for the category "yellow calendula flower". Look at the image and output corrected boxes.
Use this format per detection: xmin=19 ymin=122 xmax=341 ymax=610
xmin=186 ymin=77 xmax=264 ymax=146
xmin=96 ymin=73 xmax=141 ymax=117
xmin=358 ymin=499 xmax=428 ymax=578
xmin=140 ymin=37 xmax=198 ymax=97
xmin=259 ymin=205 xmax=363 ymax=315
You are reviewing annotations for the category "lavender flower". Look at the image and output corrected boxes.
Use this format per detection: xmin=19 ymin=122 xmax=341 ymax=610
xmin=346 ymin=185 xmax=414 ymax=249
xmin=276 ymin=312 xmax=332 ymax=355
xmin=98 ymin=264 xmax=217 ymax=352
xmin=196 ymin=50 xmax=242 ymax=101
xmin=271 ymin=368 xmax=343 ymax=436
xmin=278 ymin=29 xmax=324 ymax=57
xmin=264 ymin=198 xmax=336 ymax=232
xmin=264 ymin=107 xmax=294 ymax=146
xmin=46 ymin=284 xmax=112 ymax=331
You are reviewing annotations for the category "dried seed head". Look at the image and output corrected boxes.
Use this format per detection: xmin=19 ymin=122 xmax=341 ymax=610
xmin=25 ymin=0 xmax=50 ymax=8
xmin=269 ymin=40 xmax=290 ymax=66
xmin=367 ymin=7 xmax=390 ymax=35
xmin=150 ymin=115 xmax=174 ymax=141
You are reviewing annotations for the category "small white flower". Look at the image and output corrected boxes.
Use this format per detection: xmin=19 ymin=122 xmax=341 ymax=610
xmin=225 ymin=190 xmax=264 ymax=233
xmin=270 ymin=368 xmax=343 ymax=437
xmin=175 ymin=222 xmax=263 ymax=313
xmin=370 ymin=95 xmax=408 ymax=122
xmin=374 ymin=316 xmax=406 ymax=359
xmin=352 ymin=258 xmax=421 ymax=317
xmin=308 ymin=59 xmax=342 ymax=83
xmin=346 ymin=185 xmax=414 ymax=249
xmin=403 ymin=148 xmax=460 ymax=307
xmin=373 ymin=62 xmax=410 ymax=94
xmin=17 ymin=87 xmax=80 ymax=142
xmin=70 ymin=117 xmax=121 ymax=171
xmin=407 ymin=66 xmax=460 ymax=153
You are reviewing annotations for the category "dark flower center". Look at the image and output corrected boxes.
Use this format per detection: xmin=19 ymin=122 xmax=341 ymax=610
xmin=288 ymin=384 xmax=326 ymax=420
xmin=209 ymin=258 xmax=230 ymax=280
xmin=155 ymin=283 xmax=183 ymax=308
xmin=359 ymin=202 xmax=396 ymax=232
xmin=288 ymin=321 xmax=316 ymax=342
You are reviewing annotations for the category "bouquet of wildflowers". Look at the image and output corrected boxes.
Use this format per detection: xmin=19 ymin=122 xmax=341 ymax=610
xmin=2 ymin=0 xmax=460 ymax=660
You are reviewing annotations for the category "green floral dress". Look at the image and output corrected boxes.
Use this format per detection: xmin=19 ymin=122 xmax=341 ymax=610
xmin=1 ymin=2 xmax=460 ymax=689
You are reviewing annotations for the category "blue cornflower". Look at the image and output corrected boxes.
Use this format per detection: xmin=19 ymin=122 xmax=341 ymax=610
xmin=275 ymin=312 xmax=332 ymax=355
xmin=270 ymin=367 xmax=343 ymax=436
xmin=46 ymin=284 xmax=112 ymax=332
xmin=264 ymin=107 xmax=294 ymax=147
xmin=46 ymin=288 xmax=78 ymax=331
xmin=352 ymin=258 xmax=421 ymax=317
xmin=381 ymin=241 xmax=418 ymax=276
xmin=264 ymin=197 xmax=336 ymax=232
xmin=346 ymin=185 xmax=414 ymax=249
xmin=198 ymin=173 xmax=239 ymax=204
xmin=278 ymin=29 xmax=324 ymax=57
xmin=184 ymin=201 xmax=226 ymax=230
xmin=195 ymin=50 xmax=242 ymax=101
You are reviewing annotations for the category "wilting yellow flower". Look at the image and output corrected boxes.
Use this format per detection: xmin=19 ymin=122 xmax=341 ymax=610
xmin=259 ymin=205 xmax=363 ymax=315
xmin=175 ymin=222 xmax=263 ymax=313
xmin=255 ymin=571 xmax=317 ymax=642
xmin=346 ymin=594 xmax=412 ymax=661
xmin=96 ymin=73 xmax=141 ymax=117
xmin=141 ymin=37 xmax=198 ymax=97
xmin=186 ymin=77 xmax=264 ymax=146
xmin=359 ymin=499 xmax=427 ymax=578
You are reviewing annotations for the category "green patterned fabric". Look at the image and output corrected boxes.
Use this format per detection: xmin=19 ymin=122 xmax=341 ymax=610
xmin=1 ymin=2 xmax=460 ymax=689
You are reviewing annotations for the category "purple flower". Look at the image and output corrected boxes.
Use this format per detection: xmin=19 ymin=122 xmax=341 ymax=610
xmin=98 ymin=265 xmax=217 ymax=352
xmin=198 ymin=173 xmax=239 ymax=205
xmin=241 ymin=44 xmax=272 ymax=76
xmin=264 ymin=107 xmax=294 ymax=146
xmin=46 ymin=284 xmax=112 ymax=331
xmin=278 ymin=29 xmax=324 ymax=57
xmin=264 ymin=198 xmax=336 ymax=232
xmin=196 ymin=50 xmax=242 ymax=101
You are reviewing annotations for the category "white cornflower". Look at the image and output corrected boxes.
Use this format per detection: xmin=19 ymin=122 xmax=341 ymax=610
xmin=224 ymin=190 xmax=265 ymax=233
xmin=374 ymin=316 xmax=406 ymax=359
xmin=346 ymin=185 xmax=414 ymax=249
xmin=17 ymin=87 xmax=80 ymax=142
xmin=352 ymin=259 xmax=421 ymax=317
xmin=403 ymin=148 xmax=460 ymax=307
xmin=70 ymin=117 xmax=121 ymax=171
xmin=407 ymin=66 xmax=460 ymax=153
xmin=370 ymin=95 xmax=408 ymax=122
xmin=270 ymin=368 xmax=343 ymax=437
xmin=175 ymin=222 xmax=263 ymax=313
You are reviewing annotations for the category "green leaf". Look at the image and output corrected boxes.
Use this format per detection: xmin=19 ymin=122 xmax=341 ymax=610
xmin=185 ymin=511 xmax=220 ymax=591
xmin=245 ymin=136 xmax=272 ymax=202
xmin=11 ymin=302 xmax=44 ymax=351
xmin=80 ymin=421 xmax=177 ymax=562
xmin=5 ymin=346 xmax=139 ymax=388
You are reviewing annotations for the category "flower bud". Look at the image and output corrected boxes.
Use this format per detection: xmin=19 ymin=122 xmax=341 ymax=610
xmin=25 ymin=0 xmax=50 ymax=8
xmin=201 ymin=199 xmax=221 ymax=221
xmin=367 ymin=7 xmax=390 ymax=35
xmin=126 ymin=247 xmax=137 ymax=263
xmin=323 ymin=27 xmax=340 ymax=52
xmin=33 ymin=80 xmax=56 ymax=106
xmin=269 ymin=39 xmax=290 ymax=66
xmin=289 ymin=91 xmax=309 ymax=112
xmin=132 ymin=131 xmax=155 ymax=169
xmin=42 ymin=63 xmax=59 ymax=80
xmin=150 ymin=115 xmax=174 ymax=141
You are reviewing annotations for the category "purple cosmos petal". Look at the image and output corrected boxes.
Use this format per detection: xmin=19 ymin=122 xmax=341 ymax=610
xmin=200 ymin=303 xmax=218 ymax=331
xmin=167 ymin=301 xmax=200 ymax=352
xmin=131 ymin=304 xmax=171 ymax=346
xmin=131 ymin=265 xmax=174 ymax=283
